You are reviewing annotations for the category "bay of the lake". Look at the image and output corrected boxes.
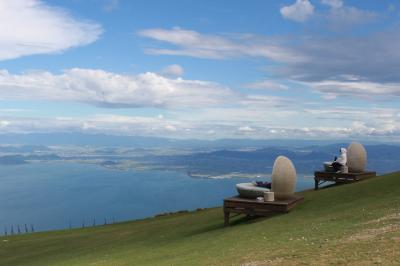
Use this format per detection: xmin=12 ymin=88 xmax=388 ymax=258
xmin=0 ymin=161 xmax=314 ymax=233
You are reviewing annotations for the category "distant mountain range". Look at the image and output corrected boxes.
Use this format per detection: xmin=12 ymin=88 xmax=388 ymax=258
xmin=0 ymin=133 xmax=398 ymax=176
xmin=144 ymin=144 xmax=400 ymax=176
xmin=0 ymin=155 xmax=27 ymax=165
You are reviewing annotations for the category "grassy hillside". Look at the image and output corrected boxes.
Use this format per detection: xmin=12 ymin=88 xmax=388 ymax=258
xmin=1 ymin=172 xmax=400 ymax=265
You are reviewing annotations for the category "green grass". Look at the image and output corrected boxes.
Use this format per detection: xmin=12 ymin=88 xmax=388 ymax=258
xmin=1 ymin=172 xmax=400 ymax=265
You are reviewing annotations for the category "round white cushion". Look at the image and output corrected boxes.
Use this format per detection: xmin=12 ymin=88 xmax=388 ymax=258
xmin=236 ymin=183 xmax=270 ymax=199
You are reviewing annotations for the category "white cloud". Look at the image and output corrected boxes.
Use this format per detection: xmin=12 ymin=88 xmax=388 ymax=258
xmin=326 ymin=5 xmax=377 ymax=28
xmin=321 ymin=0 xmax=343 ymax=9
xmin=138 ymin=28 xmax=303 ymax=62
xmin=0 ymin=115 xmax=183 ymax=136
xmin=245 ymin=80 xmax=288 ymax=90
xmin=171 ymin=104 xmax=298 ymax=127
xmin=165 ymin=124 xmax=177 ymax=131
xmin=138 ymin=26 xmax=400 ymax=100
xmin=238 ymin=126 xmax=255 ymax=132
xmin=0 ymin=120 xmax=10 ymax=128
xmin=301 ymin=107 xmax=400 ymax=138
xmin=0 ymin=68 xmax=239 ymax=109
xmin=0 ymin=110 xmax=398 ymax=140
xmin=0 ymin=0 xmax=102 ymax=61
xmin=0 ymin=89 xmax=397 ymax=139
xmin=270 ymin=28 xmax=400 ymax=99
xmin=305 ymin=80 xmax=400 ymax=99
xmin=161 ymin=64 xmax=184 ymax=77
xmin=280 ymin=0 xmax=314 ymax=22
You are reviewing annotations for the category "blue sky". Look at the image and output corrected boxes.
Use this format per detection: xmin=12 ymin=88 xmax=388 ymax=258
xmin=0 ymin=0 xmax=399 ymax=140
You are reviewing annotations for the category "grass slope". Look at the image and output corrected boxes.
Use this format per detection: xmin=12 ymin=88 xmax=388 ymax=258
xmin=1 ymin=172 xmax=400 ymax=265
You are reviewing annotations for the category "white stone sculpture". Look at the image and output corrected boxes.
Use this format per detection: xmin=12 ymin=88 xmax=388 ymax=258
xmin=271 ymin=156 xmax=297 ymax=200
xmin=347 ymin=142 xmax=367 ymax=173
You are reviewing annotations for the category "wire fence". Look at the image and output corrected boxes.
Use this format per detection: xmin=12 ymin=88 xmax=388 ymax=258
xmin=1 ymin=216 xmax=117 ymax=237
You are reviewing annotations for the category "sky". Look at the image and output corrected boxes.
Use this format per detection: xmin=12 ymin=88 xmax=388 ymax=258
xmin=0 ymin=0 xmax=399 ymax=141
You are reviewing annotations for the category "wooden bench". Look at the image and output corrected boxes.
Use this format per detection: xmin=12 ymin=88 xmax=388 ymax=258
xmin=314 ymin=171 xmax=376 ymax=190
xmin=223 ymin=195 xmax=304 ymax=226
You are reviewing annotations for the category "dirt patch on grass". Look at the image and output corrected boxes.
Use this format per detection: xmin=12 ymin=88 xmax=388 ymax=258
xmin=364 ymin=212 xmax=400 ymax=225
xmin=347 ymin=224 xmax=400 ymax=242
xmin=346 ymin=212 xmax=400 ymax=242
xmin=392 ymin=236 xmax=400 ymax=242
xmin=241 ymin=257 xmax=284 ymax=266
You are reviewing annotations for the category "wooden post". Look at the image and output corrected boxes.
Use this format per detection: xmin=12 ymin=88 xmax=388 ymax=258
xmin=314 ymin=178 xmax=319 ymax=190
xmin=224 ymin=210 xmax=230 ymax=227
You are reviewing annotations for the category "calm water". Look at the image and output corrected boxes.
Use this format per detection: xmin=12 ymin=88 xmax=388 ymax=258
xmin=0 ymin=162 xmax=314 ymax=233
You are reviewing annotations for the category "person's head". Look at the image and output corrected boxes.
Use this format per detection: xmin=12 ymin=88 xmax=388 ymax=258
xmin=340 ymin=148 xmax=347 ymax=154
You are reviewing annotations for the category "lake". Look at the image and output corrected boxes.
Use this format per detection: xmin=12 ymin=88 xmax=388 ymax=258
xmin=0 ymin=162 xmax=314 ymax=233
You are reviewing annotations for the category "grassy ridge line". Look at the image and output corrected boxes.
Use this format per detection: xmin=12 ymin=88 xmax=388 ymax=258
xmin=1 ymin=172 xmax=400 ymax=265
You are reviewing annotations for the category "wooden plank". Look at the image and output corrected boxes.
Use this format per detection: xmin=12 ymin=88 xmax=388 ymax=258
xmin=223 ymin=195 xmax=304 ymax=226
xmin=314 ymin=171 xmax=376 ymax=179
xmin=313 ymin=171 xmax=376 ymax=190
xmin=225 ymin=195 xmax=303 ymax=205
xmin=225 ymin=207 xmax=274 ymax=216
xmin=224 ymin=201 xmax=285 ymax=210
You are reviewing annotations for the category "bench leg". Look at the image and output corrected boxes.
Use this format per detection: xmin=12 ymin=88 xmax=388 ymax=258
xmin=224 ymin=210 xmax=230 ymax=227
xmin=314 ymin=178 xmax=319 ymax=190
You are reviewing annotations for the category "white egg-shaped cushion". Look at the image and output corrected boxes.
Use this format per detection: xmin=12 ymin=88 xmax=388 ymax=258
xmin=347 ymin=142 xmax=367 ymax=173
xmin=271 ymin=156 xmax=297 ymax=200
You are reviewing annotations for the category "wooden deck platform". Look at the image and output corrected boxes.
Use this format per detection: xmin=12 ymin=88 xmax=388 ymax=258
xmin=223 ymin=195 xmax=304 ymax=226
xmin=314 ymin=171 xmax=376 ymax=190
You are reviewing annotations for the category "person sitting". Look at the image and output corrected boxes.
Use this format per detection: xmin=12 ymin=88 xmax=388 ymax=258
xmin=253 ymin=181 xmax=271 ymax=189
xmin=331 ymin=148 xmax=347 ymax=172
